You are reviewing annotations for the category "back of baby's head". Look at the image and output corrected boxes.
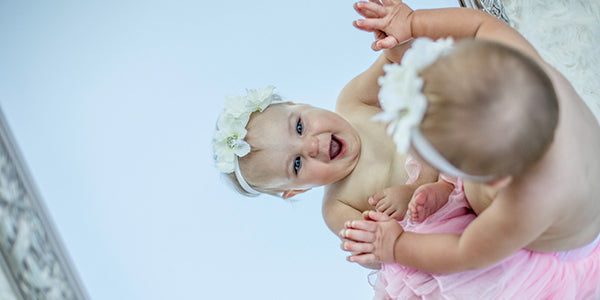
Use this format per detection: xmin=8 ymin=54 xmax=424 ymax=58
xmin=419 ymin=39 xmax=558 ymax=176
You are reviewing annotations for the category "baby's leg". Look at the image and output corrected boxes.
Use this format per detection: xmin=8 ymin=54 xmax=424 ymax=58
xmin=408 ymin=179 xmax=454 ymax=222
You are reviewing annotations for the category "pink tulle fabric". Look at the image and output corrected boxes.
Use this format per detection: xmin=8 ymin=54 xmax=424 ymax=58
xmin=371 ymin=157 xmax=600 ymax=299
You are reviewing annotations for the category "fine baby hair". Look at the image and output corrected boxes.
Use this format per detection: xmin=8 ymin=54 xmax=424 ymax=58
xmin=212 ymin=86 xmax=282 ymax=197
xmin=377 ymin=37 xmax=559 ymax=180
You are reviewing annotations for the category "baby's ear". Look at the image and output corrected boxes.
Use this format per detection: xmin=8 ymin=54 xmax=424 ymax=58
xmin=486 ymin=176 xmax=512 ymax=189
xmin=282 ymin=189 xmax=309 ymax=199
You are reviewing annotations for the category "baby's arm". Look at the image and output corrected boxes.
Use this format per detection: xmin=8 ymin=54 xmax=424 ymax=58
xmin=323 ymin=198 xmax=364 ymax=236
xmin=353 ymin=1 xmax=542 ymax=62
xmin=342 ymin=194 xmax=553 ymax=273
xmin=336 ymin=54 xmax=389 ymax=110
xmin=336 ymin=39 xmax=414 ymax=111
xmin=323 ymin=197 xmax=381 ymax=270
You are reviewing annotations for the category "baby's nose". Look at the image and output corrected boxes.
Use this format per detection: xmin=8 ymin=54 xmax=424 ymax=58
xmin=303 ymin=136 xmax=318 ymax=158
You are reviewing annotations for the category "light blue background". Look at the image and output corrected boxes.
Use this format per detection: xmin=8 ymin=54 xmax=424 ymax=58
xmin=0 ymin=1 xmax=456 ymax=299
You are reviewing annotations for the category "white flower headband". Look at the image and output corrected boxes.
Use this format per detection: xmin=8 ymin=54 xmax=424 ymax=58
xmin=213 ymin=85 xmax=282 ymax=195
xmin=374 ymin=37 xmax=495 ymax=182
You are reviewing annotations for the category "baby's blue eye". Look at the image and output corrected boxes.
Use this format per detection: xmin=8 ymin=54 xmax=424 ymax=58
xmin=294 ymin=157 xmax=301 ymax=174
xmin=296 ymin=118 xmax=303 ymax=135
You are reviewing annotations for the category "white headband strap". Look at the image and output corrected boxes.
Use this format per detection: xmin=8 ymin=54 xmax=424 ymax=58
xmin=410 ymin=128 xmax=496 ymax=182
xmin=233 ymin=157 xmax=260 ymax=196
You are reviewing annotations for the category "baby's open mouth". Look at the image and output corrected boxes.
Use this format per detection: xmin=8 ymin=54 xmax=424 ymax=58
xmin=330 ymin=135 xmax=342 ymax=160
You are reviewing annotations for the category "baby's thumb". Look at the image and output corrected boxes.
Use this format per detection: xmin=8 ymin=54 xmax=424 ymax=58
xmin=371 ymin=41 xmax=382 ymax=51
xmin=377 ymin=36 xmax=399 ymax=50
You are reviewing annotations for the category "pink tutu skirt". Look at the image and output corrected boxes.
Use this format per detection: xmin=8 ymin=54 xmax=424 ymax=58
xmin=371 ymin=177 xmax=600 ymax=300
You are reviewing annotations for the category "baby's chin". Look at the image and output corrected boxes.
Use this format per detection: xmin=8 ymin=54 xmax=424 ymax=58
xmin=327 ymin=169 xmax=356 ymax=186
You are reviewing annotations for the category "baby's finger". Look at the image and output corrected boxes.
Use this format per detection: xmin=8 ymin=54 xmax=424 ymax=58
xmin=354 ymin=18 xmax=387 ymax=32
xmin=354 ymin=4 xmax=378 ymax=19
xmin=345 ymin=219 xmax=378 ymax=232
xmin=342 ymin=240 xmax=374 ymax=253
xmin=353 ymin=20 xmax=377 ymax=34
xmin=347 ymin=253 xmax=378 ymax=264
xmin=354 ymin=1 xmax=387 ymax=18
xmin=340 ymin=228 xmax=375 ymax=243
xmin=381 ymin=0 xmax=395 ymax=6
xmin=376 ymin=36 xmax=399 ymax=49
xmin=372 ymin=40 xmax=382 ymax=51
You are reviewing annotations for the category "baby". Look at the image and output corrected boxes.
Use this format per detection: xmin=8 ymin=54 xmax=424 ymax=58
xmin=342 ymin=0 xmax=600 ymax=275
xmin=212 ymin=41 xmax=440 ymax=252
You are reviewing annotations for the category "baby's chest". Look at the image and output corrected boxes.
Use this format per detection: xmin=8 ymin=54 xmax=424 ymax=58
xmin=359 ymin=126 xmax=408 ymax=178
xmin=344 ymin=153 xmax=408 ymax=210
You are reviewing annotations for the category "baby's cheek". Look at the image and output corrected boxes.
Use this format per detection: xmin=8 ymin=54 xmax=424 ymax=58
xmin=315 ymin=166 xmax=336 ymax=184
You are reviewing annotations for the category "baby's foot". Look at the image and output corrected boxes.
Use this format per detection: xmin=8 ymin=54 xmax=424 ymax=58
xmin=368 ymin=185 xmax=415 ymax=221
xmin=408 ymin=181 xmax=453 ymax=222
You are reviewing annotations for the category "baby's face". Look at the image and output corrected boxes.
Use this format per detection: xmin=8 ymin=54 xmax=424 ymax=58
xmin=241 ymin=103 xmax=361 ymax=193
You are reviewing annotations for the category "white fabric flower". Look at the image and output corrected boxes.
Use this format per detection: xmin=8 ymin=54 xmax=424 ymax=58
xmin=213 ymin=112 xmax=251 ymax=173
xmin=401 ymin=37 xmax=454 ymax=70
xmin=223 ymin=95 xmax=252 ymax=119
xmin=245 ymin=85 xmax=280 ymax=112
xmin=373 ymin=37 xmax=454 ymax=153
xmin=213 ymin=85 xmax=281 ymax=173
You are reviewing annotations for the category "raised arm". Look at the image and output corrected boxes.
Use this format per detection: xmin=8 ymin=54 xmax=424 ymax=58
xmin=353 ymin=1 xmax=542 ymax=62
xmin=336 ymin=40 xmax=414 ymax=112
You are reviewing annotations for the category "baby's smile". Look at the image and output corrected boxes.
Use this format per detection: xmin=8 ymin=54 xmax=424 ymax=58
xmin=330 ymin=135 xmax=344 ymax=160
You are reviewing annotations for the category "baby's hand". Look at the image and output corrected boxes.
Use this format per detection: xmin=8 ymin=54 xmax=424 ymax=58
xmin=368 ymin=185 xmax=416 ymax=220
xmin=353 ymin=0 xmax=414 ymax=51
xmin=340 ymin=210 xmax=404 ymax=264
